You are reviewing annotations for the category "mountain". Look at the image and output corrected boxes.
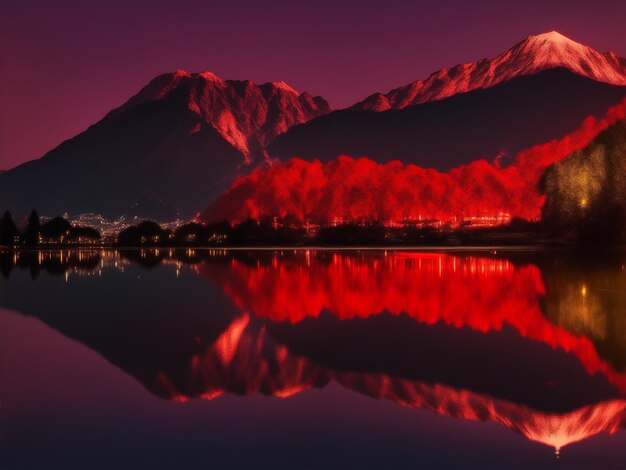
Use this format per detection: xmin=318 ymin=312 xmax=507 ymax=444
xmin=269 ymin=32 xmax=626 ymax=170
xmin=113 ymin=70 xmax=331 ymax=160
xmin=268 ymin=69 xmax=626 ymax=170
xmin=3 ymin=32 xmax=626 ymax=218
xmin=352 ymin=31 xmax=626 ymax=111
xmin=0 ymin=71 xmax=330 ymax=219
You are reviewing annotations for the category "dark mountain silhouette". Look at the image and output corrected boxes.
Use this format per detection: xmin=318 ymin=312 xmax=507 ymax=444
xmin=0 ymin=72 xmax=329 ymax=219
xmin=0 ymin=96 xmax=241 ymax=219
xmin=269 ymin=69 xmax=626 ymax=170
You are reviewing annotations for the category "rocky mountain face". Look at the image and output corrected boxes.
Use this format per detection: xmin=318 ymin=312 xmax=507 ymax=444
xmin=114 ymin=70 xmax=330 ymax=160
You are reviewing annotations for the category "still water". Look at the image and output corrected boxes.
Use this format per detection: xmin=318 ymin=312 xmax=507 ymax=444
xmin=1 ymin=248 xmax=625 ymax=469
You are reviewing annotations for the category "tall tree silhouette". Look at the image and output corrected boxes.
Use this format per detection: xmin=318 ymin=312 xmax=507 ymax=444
xmin=23 ymin=209 xmax=42 ymax=245
xmin=0 ymin=211 xmax=21 ymax=246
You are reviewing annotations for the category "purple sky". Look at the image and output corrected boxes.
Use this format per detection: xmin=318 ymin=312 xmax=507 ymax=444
xmin=1 ymin=0 xmax=625 ymax=170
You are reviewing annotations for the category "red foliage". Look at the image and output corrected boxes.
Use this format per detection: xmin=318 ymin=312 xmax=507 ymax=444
xmin=203 ymin=99 xmax=626 ymax=225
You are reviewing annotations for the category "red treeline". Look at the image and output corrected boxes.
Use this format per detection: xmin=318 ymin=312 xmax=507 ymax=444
xmin=203 ymin=99 xmax=626 ymax=224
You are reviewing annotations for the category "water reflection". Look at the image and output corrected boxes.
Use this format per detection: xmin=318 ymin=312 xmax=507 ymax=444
xmin=1 ymin=248 xmax=625 ymax=456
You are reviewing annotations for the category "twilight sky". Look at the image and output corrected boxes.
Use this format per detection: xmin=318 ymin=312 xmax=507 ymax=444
xmin=1 ymin=0 xmax=625 ymax=170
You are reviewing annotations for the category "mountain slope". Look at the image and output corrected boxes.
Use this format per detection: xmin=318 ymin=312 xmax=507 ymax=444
xmin=1 ymin=93 xmax=242 ymax=218
xmin=0 ymin=71 xmax=330 ymax=218
xmin=269 ymin=69 xmax=626 ymax=170
xmin=352 ymin=31 xmax=626 ymax=111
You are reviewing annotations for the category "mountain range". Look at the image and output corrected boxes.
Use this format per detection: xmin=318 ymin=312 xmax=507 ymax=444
xmin=2 ymin=31 xmax=625 ymax=219
xmin=351 ymin=31 xmax=626 ymax=110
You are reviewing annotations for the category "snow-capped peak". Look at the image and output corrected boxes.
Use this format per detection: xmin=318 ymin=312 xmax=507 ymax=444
xmin=503 ymin=31 xmax=626 ymax=84
xmin=530 ymin=30 xmax=572 ymax=44
xmin=268 ymin=81 xmax=299 ymax=94
xmin=352 ymin=31 xmax=626 ymax=110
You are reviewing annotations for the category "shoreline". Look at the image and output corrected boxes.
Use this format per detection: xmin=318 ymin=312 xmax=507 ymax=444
xmin=2 ymin=244 xmax=625 ymax=252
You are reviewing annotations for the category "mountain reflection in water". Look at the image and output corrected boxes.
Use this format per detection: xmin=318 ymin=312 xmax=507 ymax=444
xmin=1 ymin=248 xmax=625 ymax=456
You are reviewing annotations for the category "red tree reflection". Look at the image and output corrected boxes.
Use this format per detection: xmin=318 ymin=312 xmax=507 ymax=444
xmin=200 ymin=252 xmax=626 ymax=392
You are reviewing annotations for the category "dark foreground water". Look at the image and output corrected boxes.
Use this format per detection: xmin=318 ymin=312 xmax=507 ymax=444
xmin=1 ymin=248 xmax=625 ymax=469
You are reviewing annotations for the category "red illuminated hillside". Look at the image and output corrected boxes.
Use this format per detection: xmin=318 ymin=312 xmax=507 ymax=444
xmin=352 ymin=31 xmax=626 ymax=111
xmin=204 ymin=100 xmax=626 ymax=225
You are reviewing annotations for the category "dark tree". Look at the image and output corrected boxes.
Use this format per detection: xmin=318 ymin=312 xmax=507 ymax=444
xmin=173 ymin=222 xmax=208 ymax=246
xmin=28 ymin=210 xmax=41 ymax=229
xmin=117 ymin=221 xmax=172 ymax=246
xmin=23 ymin=209 xmax=42 ymax=245
xmin=41 ymin=216 xmax=73 ymax=241
xmin=205 ymin=220 xmax=232 ymax=244
xmin=0 ymin=211 xmax=21 ymax=246
xmin=69 ymin=226 xmax=101 ymax=243
xmin=117 ymin=226 xmax=140 ymax=246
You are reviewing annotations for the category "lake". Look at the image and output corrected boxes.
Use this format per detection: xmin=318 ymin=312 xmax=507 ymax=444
xmin=1 ymin=248 xmax=625 ymax=469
